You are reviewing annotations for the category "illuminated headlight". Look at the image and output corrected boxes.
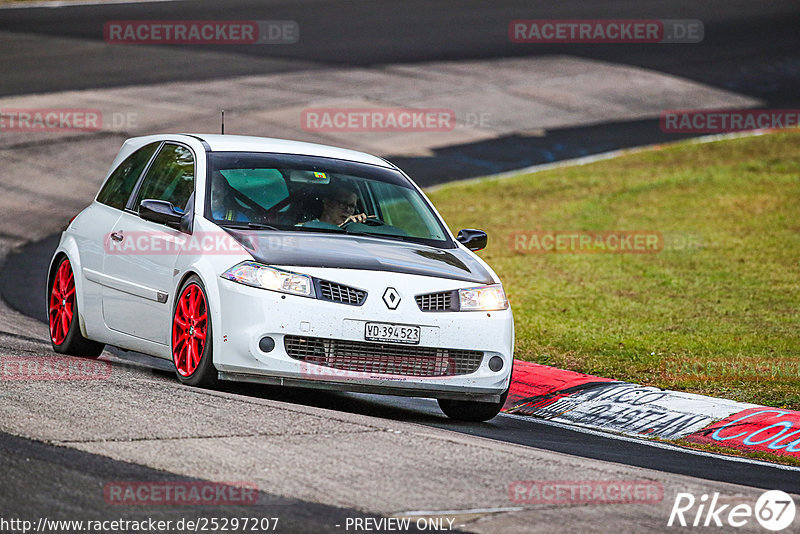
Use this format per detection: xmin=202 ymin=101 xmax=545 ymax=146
xmin=458 ymin=284 xmax=508 ymax=311
xmin=221 ymin=261 xmax=315 ymax=298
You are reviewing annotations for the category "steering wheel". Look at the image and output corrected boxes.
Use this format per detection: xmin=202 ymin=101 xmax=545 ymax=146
xmin=341 ymin=216 xmax=386 ymax=228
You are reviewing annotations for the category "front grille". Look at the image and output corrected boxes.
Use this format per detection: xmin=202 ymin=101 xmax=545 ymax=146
xmin=415 ymin=291 xmax=455 ymax=312
xmin=284 ymin=335 xmax=482 ymax=377
xmin=317 ymin=281 xmax=367 ymax=306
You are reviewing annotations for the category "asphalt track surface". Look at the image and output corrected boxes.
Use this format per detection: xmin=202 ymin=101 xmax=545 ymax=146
xmin=0 ymin=0 xmax=798 ymax=104
xmin=1 ymin=0 xmax=799 ymax=181
xmin=3 ymin=236 xmax=800 ymax=496
xmin=2 ymin=0 xmax=800 ymax=529
xmin=1 ymin=430 xmax=447 ymax=534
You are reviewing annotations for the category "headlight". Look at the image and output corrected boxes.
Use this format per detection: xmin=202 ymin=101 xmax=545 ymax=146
xmin=221 ymin=261 xmax=315 ymax=298
xmin=458 ymin=284 xmax=508 ymax=311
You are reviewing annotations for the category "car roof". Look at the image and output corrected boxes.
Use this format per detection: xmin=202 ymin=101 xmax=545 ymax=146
xmin=123 ymin=133 xmax=393 ymax=168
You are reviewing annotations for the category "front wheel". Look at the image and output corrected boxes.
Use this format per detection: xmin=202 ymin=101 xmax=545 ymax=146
xmin=438 ymin=387 xmax=509 ymax=422
xmin=48 ymin=257 xmax=105 ymax=357
xmin=171 ymin=276 xmax=217 ymax=387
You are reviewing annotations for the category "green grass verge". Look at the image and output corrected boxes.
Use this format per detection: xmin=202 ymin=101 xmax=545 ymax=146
xmin=428 ymin=131 xmax=800 ymax=410
xmin=669 ymin=439 xmax=800 ymax=468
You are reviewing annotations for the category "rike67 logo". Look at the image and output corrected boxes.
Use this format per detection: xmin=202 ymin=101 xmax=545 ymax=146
xmin=668 ymin=490 xmax=796 ymax=531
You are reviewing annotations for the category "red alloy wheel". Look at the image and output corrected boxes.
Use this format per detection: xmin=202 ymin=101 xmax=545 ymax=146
xmin=172 ymin=283 xmax=208 ymax=377
xmin=49 ymin=259 xmax=76 ymax=345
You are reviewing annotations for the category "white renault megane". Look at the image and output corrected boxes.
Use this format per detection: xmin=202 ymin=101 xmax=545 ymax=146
xmin=47 ymin=134 xmax=514 ymax=421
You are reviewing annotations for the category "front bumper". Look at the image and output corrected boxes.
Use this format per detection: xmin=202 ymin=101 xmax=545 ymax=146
xmin=217 ymin=371 xmax=505 ymax=402
xmin=211 ymin=267 xmax=514 ymax=401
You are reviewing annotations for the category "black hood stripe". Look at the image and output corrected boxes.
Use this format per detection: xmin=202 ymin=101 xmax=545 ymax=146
xmin=224 ymin=230 xmax=495 ymax=284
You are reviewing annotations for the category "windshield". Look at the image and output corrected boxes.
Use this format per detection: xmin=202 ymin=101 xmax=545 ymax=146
xmin=206 ymin=152 xmax=453 ymax=247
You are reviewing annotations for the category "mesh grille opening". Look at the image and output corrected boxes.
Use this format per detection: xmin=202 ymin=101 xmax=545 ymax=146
xmin=285 ymin=335 xmax=482 ymax=377
xmin=415 ymin=291 xmax=454 ymax=312
xmin=318 ymin=281 xmax=366 ymax=306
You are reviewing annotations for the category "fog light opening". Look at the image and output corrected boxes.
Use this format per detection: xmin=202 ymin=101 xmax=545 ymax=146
xmin=259 ymin=336 xmax=275 ymax=353
xmin=488 ymin=356 xmax=504 ymax=372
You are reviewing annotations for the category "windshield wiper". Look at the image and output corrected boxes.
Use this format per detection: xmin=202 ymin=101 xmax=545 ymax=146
xmin=217 ymin=221 xmax=278 ymax=231
xmin=344 ymin=229 xmax=415 ymax=242
xmin=247 ymin=222 xmax=278 ymax=230
xmin=291 ymin=225 xmax=345 ymax=234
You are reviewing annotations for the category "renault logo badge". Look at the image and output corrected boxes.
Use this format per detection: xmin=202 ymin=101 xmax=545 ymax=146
xmin=382 ymin=288 xmax=401 ymax=309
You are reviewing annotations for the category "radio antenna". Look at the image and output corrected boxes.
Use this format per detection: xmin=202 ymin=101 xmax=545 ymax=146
xmin=221 ymin=110 xmax=225 ymax=135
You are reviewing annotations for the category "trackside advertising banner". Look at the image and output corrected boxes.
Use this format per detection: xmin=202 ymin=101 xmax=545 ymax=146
xmin=685 ymin=407 xmax=800 ymax=459
xmin=505 ymin=360 xmax=800 ymax=459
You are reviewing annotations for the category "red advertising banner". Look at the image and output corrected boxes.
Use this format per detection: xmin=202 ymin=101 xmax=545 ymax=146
xmin=685 ymin=407 xmax=800 ymax=458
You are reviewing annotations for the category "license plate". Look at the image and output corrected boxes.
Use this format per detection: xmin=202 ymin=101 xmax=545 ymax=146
xmin=365 ymin=322 xmax=421 ymax=344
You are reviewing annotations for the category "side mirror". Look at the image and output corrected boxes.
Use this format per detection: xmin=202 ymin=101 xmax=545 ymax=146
xmin=139 ymin=199 xmax=183 ymax=228
xmin=456 ymin=228 xmax=487 ymax=251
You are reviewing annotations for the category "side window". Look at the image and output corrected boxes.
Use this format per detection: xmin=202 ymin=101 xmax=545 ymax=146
xmin=96 ymin=143 xmax=159 ymax=210
xmin=134 ymin=144 xmax=195 ymax=212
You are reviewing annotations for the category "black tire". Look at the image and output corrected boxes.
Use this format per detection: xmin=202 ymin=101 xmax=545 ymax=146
xmin=438 ymin=387 xmax=509 ymax=422
xmin=48 ymin=257 xmax=105 ymax=358
xmin=171 ymin=275 xmax=217 ymax=388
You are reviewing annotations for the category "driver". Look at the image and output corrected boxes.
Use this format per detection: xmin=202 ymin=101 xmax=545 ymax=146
xmin=318 ymin=185 xmax=370 ymax=226
xmin=210 ymin=174 xmax=253 ymax=222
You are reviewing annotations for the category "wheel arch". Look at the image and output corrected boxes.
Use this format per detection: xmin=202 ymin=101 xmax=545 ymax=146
xmin=47 ymin=239 xmax=91 ymax=339
xmin=174 ymin=269 xmax=203 ymax=300
xmin=46 ymin=251 xmax=68 ymax=297
xmin=170 ymin=263 xmax=220 ymax=364
xmin=171 ymin=245 xmax=252 ymax=369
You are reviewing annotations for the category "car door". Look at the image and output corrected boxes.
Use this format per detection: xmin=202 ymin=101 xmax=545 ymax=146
xmin=101 ymin=142 xmax=196 ymax=345
xmin=76 ymin=142 xmax=161 ymax=337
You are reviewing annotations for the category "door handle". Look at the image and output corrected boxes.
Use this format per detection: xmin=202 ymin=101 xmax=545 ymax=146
xmin=110 ymin=232 xmax=124 ymax=242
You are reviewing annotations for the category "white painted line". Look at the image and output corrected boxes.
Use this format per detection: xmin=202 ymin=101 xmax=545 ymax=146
xmin=393 ymin=506 xmax=524 ymax=517
xmin=500 ymin=412 xmax=800 ymax=473
xmin=0 ymin=0 xmax=179 ymax=9
xmin=425 ymin=130 xmax=770 ymax=192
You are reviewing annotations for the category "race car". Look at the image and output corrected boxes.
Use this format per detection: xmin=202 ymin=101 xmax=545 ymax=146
xmin=47 ymin=134 xmax=514 ymax=421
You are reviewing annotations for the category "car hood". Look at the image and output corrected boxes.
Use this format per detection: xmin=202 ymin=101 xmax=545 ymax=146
xmin=224 ymin=230 xmax=495 ymax=284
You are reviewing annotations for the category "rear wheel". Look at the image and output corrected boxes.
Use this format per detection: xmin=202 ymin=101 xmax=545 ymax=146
xmin=48 ymin=257 xmax=105 ymax=357
xmin=171 ymin=276 xmax=217 ymax=387
xmin=438 ymin=387 xmax=509 ymax=422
